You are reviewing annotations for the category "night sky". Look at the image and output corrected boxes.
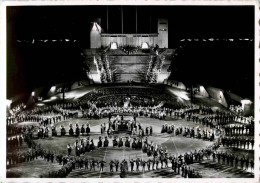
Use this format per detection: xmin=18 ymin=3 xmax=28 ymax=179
xmin=6 ymin=6 xmax=255 ymax=98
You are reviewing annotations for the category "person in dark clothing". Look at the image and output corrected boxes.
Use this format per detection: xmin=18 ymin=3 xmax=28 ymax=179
xmin=118 ymin=137 xmax=123 ymax=148
xmin=113 ymin=137 xmax=118 ymax=147
xmin=125 ymin=137 xmax=130 ymax=148
xmin=250 ymin=160 xmax=254 ymax=171
xmin=67 ymin=144 xmax=72 ymax=156
xmin=91 ymin=160 xmax=96 ymax=171
xmin=76 ymin=126 xmax=80 ymax=137
xmin=104 ymin=136 xmax=109 ymax=147
xmin=86 ymin=124 xmax=90 ymax=136
xmin=81 ymin=124 xmax=85 ymax=135
xmin=69 ymin=127 xmax=74 ymax=136
xmin=99 ymin=160 xmax=106 ymax=172
xmin=146 ymin=159 xmax=151 ymax=171
xmin=84 ymin=157 xmax=89 ymax=169
xmin=90 ymin=139 xmax=95 ymax=151
xmin=98 ymin=136 xmax=102 ymax=148
xmin=110 ymin=160 xmax=114 ymax=172
xmin=240 ymin=157 xmax=244 ymax=170
xmin=115 ymin=160 xmax=119 ymax=172
xmin=130 ymin=159 xmax=135 ymax=172
xmin=50 ymin=153 xmax=54 ymax=163
xmin=136 ymin=158 xmax=140 ymax=171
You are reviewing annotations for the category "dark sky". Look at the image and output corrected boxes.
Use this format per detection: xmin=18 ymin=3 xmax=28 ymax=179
xmin=6 ymin=5 xmax=255 ymax=98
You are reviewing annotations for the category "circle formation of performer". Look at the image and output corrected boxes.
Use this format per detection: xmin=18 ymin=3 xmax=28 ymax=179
xmin=6 ymin=87 xmax=255 ymax=178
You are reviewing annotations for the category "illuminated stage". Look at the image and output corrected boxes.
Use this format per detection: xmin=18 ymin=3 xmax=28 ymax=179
xmin=83 ymin=48 xmax=174 ymax=83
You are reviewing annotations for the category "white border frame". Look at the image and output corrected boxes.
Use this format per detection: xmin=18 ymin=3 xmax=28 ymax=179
xmin=0 ymin=1 xmax=259 ymax=183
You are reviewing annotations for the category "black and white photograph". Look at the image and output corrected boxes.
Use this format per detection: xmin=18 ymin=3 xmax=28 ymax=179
xmin=1 ymin=0 xmax=259 ymax=181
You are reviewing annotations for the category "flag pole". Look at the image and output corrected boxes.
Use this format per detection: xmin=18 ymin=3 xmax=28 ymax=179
xmin=136 ymin=6 xmax=137 ymax=34
xmin=121 ymin=6 xmax=123 ymax=34
xmin=107 ymin=6 xmax=109 ymax=33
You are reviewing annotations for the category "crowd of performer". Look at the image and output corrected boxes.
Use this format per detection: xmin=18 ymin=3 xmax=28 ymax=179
xmin=229 ymin=104 xmax=243 ymax=115
xmin=223 ymin=124 xmax=254 ymax=136
xmin=7 ymin=133 xmax=44 ymax=166
xmin=7 ymin=125 xmax=34 ymax=136
xmin=8 ymin=130 xmax=254 ymax=178
xmin=221 ymin=136 xmax=254 ymax=150
xmin=7 ymin=135 xmax=24 ymax=150
xmin=161 ymin=124 xmax=215 ymax=141
xmin=47 ymin=134 xmax=254 ymax=177
xmin=215 ymin=152 xmax=254 ymax=171
xmin=6 ymin=93 xmax=255 ymax=178
xmin=68 ymin=136 xmax=146 ymax=157
xmin=49 ymin=135 xmax=208 ymax=178
xmin=7 ymin=103 xmax=78 ymax=127
xmin=33 ymin=113 xmax=154 ymax=139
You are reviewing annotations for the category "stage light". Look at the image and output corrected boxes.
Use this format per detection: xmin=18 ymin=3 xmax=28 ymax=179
xmin=241 ymin=99 xmax=252 ymax=111
xmin=111 ymin=42 xmax=118 ymax=49
xmin=43 ymin=96 xmax=58 ymax=103
xmin=65 ymin=91 xmax=86 ymax=100
xmin=178 ymin=96 xmax=183 ymax=102
xmin=91 ymin=73 xmax=101 ymax=83
xmin=95 ymin=23 xmax=102 ymax=32
xmin=65 ymin=39 xmax=70 ymax=42
xmin=167 ymin=88 xmax=190 ymax=101
xmin=51 ymin=96 xmax=57 ymax=100
xmin=43 ymin=99 xmax=51 ymax=103
xmin=6 ymin=99 xmax=12 ymax=108
xmin=91 ymin=22 xmax=102 ymax=33
xmin=241 ymin=99 xmax=252 ymax=105
xmin=141 ymin=42 xmax=149 ymax=49
xmin=50 ymin=86 xmax=56 ymax=93
xmin=219 ymin=91 xmax=223 ymax=97
xmin=31 ymin=91 xmax=35 ymax=96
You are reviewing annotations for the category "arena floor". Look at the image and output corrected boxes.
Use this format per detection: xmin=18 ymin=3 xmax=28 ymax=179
xmin=7 ymin=116 xmax=254 ymax=178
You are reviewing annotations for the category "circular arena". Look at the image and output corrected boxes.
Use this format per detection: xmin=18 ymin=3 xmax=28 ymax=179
xmin=6 ymin=83 xmax=254 ymax=178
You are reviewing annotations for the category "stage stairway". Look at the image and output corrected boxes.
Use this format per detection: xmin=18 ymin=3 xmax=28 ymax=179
xmin=109 ymin=55 xmax=150 ymax=83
